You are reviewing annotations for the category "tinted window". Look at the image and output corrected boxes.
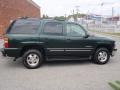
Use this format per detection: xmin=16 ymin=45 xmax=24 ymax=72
xmin=67 ymin=24 xmax=86 ymax=37
xmin=44 ymin=22 xmax=63 ymax=35
xmin=9 ymin=20 xmax=40 ymax=34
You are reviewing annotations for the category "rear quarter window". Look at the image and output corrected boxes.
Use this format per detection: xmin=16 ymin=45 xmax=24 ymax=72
xmin=8 ymin=20 xmax=41 ymax=34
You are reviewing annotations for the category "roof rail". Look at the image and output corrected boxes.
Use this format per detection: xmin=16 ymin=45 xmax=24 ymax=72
xmin=18 ymin=17 xmax=29 ymax=19
xmin=54 ymin=18 xmax=66 ymax=21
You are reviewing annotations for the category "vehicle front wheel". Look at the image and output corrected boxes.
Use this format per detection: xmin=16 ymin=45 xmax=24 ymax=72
xmin=93 ymin=48 xmax=110 ymax=64
xmin=23 ymin=49 xmax=43 ymax=69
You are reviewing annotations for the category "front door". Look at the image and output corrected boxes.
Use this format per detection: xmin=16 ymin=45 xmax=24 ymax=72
xmin=64 ymin=23 xmax=93 ymax=58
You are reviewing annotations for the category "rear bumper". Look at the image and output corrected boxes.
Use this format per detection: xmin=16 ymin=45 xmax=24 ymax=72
xmin=0 ymin=48 xmax=21 ymax=57
xmin=111 ymin=49 xmax=117 ymax=56
xmin=0 ymin=48 xmax=6 ymax=56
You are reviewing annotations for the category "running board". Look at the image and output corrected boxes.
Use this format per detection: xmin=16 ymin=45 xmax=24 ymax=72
xmin=46 ymin=57 xmax=90 ymax=61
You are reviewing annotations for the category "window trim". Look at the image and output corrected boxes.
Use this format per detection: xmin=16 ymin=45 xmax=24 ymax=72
xmin=6 ymin=20 xmax=16 ymax=34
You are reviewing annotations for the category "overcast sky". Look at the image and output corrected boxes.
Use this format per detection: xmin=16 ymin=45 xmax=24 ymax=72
xmin=33 ymin=0 xmax=120 ymax=17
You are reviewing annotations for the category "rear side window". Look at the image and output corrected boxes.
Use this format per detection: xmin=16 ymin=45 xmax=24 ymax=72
xmin=8 ymin=20 xmax=40 ymax=34
xmin=43 ymin=22 xmax=63 ymax=35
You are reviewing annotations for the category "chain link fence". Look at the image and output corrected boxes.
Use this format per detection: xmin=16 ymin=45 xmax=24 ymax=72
xmin=81 ymin=23 xmax=120 ymax=33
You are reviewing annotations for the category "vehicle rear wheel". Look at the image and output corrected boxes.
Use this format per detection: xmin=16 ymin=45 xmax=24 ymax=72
xmin=93 ymin=48 xmax=110 ymax=64
xmin=23 ymin=49 xmax=43 ymax=69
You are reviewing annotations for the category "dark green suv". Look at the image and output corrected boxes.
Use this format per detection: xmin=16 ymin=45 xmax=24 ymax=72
xmin=1 ymin=18 xmax=117 ymax=69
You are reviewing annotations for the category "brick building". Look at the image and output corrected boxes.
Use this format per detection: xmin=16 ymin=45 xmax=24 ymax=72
xmin=0 ymin=0 xmax=41 ymax=36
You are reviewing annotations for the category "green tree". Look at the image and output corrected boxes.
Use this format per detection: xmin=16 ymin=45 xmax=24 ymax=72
xmin=42 ymin=14 xmax=49 ymax=19
xmin=54 ymin=16 xmax=66 ymax=20
xmin=67 ymin=13 xmax=87 ymax=21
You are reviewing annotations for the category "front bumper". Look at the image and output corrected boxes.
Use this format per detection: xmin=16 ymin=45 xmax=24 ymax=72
xmin=111 ymin=49 xmax=117 ymax=56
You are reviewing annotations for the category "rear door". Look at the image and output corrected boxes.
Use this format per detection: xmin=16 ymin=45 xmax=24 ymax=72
xmin=40 ymin=21 xmax=66 ymax=58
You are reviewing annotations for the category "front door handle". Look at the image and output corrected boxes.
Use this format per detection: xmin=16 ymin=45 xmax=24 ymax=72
xmin=66 ymin=38 xmax=71 ymax=42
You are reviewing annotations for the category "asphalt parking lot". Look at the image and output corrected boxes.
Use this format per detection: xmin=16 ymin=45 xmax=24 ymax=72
xmin=0 ymin=33 xmax=120 ymax=90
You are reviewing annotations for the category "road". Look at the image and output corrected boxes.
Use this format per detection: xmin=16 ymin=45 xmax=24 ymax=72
xmin=0 ymin=33 xmax=120 ymax=90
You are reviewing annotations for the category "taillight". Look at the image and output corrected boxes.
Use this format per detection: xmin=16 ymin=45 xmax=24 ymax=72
xmin=4 ymin=37 xmax=8 ymax=48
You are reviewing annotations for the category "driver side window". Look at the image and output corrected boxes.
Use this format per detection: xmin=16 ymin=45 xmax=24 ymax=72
xmin=67 ymin=23 xmax=86 ymax=37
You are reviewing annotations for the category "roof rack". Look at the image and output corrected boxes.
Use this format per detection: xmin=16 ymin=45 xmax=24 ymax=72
xmin=54 ymin=18 xmax=66 ymax=21
xmin=18 ymin=17 xmax=29 ymax=19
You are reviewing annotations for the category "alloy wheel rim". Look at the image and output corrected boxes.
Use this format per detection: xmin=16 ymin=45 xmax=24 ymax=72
xmin=26 ymin=53 xmax=39 ymax=67
xmin=98 ymin=51 xmax=108 ymax=62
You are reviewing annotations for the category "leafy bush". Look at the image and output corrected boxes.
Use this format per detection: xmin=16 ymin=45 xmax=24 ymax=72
xmin=109 ymin=81 xmax=120 ymax=90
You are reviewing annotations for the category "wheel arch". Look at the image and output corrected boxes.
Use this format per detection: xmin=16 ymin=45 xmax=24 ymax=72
xmin=20 ymin=45 xmax=46 ymax=59
xmin=95 ymin=44 xmax=113 ymax=55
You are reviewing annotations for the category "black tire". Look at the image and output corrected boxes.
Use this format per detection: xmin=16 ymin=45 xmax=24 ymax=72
xmin=93 ymin=48 xmax=110 ymax=64
xmin=23 ymin=49 xmax=43 ymax=69
xmin=1 ymin=49 xmax=6 ymax=57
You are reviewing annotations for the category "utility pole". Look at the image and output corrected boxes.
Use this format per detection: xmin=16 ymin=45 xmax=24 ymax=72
xmin=72 ymin=9 xmax=75 ymax=21
xmin=72 ymin=9 xmax=75 ymax=15
xmin=64 ymin=14 xmax=67 ymax=20
xmin=101 ymin=2 xmax=104 ymax=24
xmin=100 ymin=2 xmax=115 ymax=23
xmin=75 ymin=6 xmax=80 ymax=22
xmin=112 ymin=7 xmax=114 ymax=21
